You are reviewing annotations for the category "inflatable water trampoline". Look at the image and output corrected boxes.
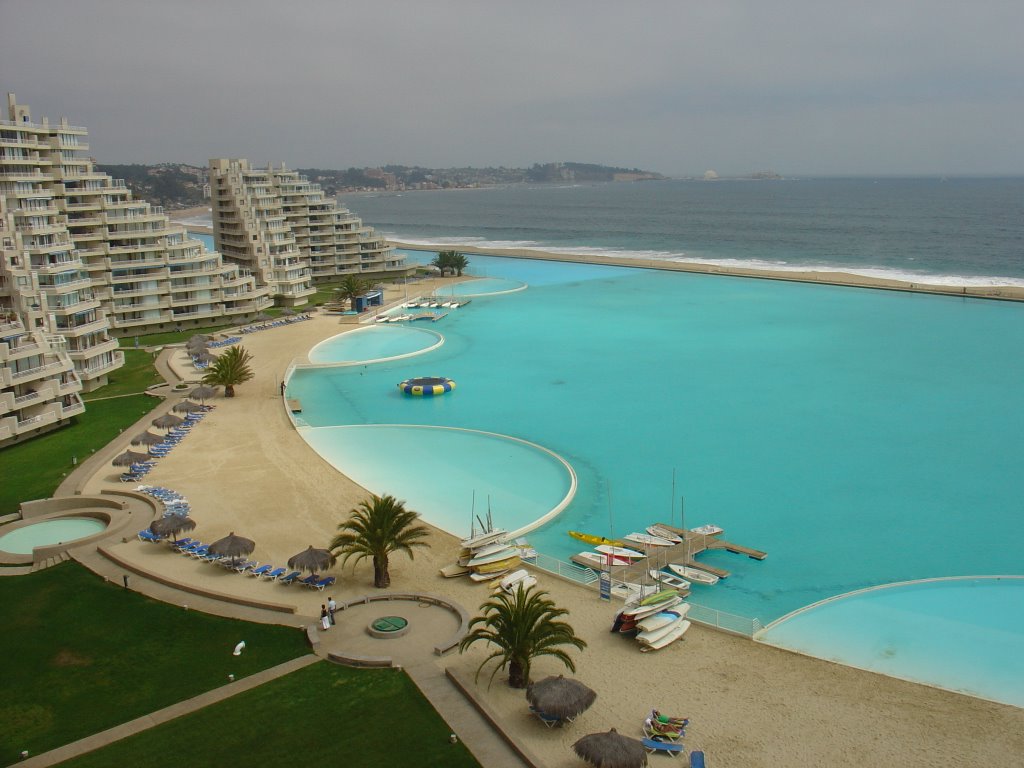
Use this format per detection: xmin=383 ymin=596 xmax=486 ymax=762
xmin=398 ymin=376 xmax=456 ymax=396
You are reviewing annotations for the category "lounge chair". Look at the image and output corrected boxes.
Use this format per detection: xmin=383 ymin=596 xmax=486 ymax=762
xmin=642 ymin=738 xmax=685 ymax=758
xmin=137 ymin=530 xmax=162 ymax=542
xmin=188 ymin=546 xmax=211 ymax=558
xmin=529 ymin=705 xmax=563 ymax=728
xmin=277 ymin=571 xmax=302 ymax=585
xmin=262 ymin=567 xmax=287 ymax=580
xmin=170 ymin=537 xmax=194 ymax=549
xmin=689 ymin=750 xmax=705 ymax=768
xmin=299 ymin=574 xmax=320 ymax=588
xmin=309 ymin=576 xmax=335 ymax=591
xmin=249 ymin=564 xmax=273 ymax=577
xmin=233 ymin=560 xmax=257 ymax=573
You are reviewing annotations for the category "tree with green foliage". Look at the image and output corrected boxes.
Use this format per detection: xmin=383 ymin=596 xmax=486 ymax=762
xmin=459 ymin=585 xmax=586 ymax=688
xmin=201 ymin=345 xmax=254 ymax=397
xmin=432 ymin=250 xmax=469 ymax=276
xmin=337 ymin=275 xmax=370 ymax=311
xmin=329 ymin=494 xmax=430 ymax=588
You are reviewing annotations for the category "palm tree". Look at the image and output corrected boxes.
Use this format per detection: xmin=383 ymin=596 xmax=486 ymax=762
xmin=329 ymin=494 xmax=430 ymax=588
xmin=459 ymin=584 xmax=586 ymax=689
xmin=200 ymin=345 xmax=254 ymax=397
xmin=337 ymin=274 xmax=369 ymax=311
xmin=432 ymin=250 xmax=469 ymax=276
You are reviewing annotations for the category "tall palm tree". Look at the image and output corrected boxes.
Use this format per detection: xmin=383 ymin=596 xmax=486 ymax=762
xmin=329 ymin=494 xmax=430 ymax=588
xmin=337 ymin=274 xmax=370 ymax=311
xmin=200 ymin=345 xmax=254 ymax=397
xmin=459 ymin=584 xmax=586 ymax=689
xmin=432 ymin=250 xmax=469 ymax=276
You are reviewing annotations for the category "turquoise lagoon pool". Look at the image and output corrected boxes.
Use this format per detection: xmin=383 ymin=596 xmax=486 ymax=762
xmin=287 ymin=254 xmax=1024 ymax=703
xmin=0 ymin=518 xmax=107 ymax=554
xmin=309 ymin=326 xmax=443 ymax=364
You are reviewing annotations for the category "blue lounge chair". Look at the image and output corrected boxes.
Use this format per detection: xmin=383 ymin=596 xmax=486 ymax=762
xmin=529 ymin=706 xmax=563 ymax=728
xmin=189 ymin=546 xmax=211 ymax=558
xmin=170 ymin=537 xmax=194 ymax=549
xmin=689 ymin=750 xmax=705 ymax=768
xmin=299 ymin=574 xmax=320 ymax=587
xmin=277 ymin=571 xmax=302 ymax=585
xmin=262 ymin=567 xmax=287 ymax=580
xmin=249 ymin=564 xmax=273 ymax=577
xmin=137 ymin=530 xmax=162 ymax=542
xmin=232 ymin=560 xmax=257 ymax=573
xmin=310 ymin=576 xmax=336 ymax=591
xmin=643 ymin=738 xmax=685 ymax=758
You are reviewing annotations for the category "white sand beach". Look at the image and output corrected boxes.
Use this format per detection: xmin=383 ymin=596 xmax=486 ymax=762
xmin=79 ymin=251 xmax=1023 ymax=766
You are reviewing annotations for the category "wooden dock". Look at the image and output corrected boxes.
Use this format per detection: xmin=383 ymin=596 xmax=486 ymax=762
xmin=286 ymin=399 xmax=302 ymax=413
xmin=609 ymin=524 xmax=767 ymax=583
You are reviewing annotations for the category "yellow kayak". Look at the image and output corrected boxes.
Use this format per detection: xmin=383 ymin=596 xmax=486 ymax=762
xmin=568 ymin=530 xmax=625 ymax=547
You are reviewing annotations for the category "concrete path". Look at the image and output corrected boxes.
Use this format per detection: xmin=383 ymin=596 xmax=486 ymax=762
xmin=18 ymin=655 xmax=320 ymax=767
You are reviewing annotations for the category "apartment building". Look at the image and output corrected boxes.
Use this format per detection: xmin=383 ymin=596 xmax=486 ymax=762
xmin=209 ymin=159 xmax=407 ymax=303
xmin=0 ymin=94 xmax=272 ymax=400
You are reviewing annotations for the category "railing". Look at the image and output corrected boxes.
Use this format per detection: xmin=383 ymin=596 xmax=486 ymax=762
xmin=11 ymin=361 xmax=65 ymax=379
xmin=530 ymin=553 xmax=600 ymax=586
xmin=17 ymin=413 xmax=45 ymax=428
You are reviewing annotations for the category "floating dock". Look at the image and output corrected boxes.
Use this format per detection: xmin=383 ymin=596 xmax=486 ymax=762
xmin=609 ymin=524 xmax=766 ymax=583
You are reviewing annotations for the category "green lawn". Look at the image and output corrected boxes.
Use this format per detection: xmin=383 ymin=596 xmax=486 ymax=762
xmin=58 ymin=662 xmax=481 ymax=768
xmin=133 ymin=324 xmax=239 ymax=348
xmin=0 ymin=563 xmax=309 ymax=760
xmin=81 ymin=350 xmax=163 ymax=400
xmin=0 ymin=394 xmax=160 ymax=515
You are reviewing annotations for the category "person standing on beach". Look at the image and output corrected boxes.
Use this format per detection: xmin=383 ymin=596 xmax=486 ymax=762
xmin=327 ymin=596 xmax=337 ymax=625
xmin=320 ymin=604 xmax=330 ymax=631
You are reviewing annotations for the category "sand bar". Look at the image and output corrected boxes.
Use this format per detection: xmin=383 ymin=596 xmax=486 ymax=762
xmin=69 ymin=270 xmax=1023 ymax=766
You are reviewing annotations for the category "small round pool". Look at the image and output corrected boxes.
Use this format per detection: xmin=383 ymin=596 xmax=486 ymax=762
xmin=0 ymin=518 xmax=107 ymax=554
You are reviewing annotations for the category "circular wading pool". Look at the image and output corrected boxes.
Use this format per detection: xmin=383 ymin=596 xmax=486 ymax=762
xmin=367 ymin=616 xmax=410 ymax=639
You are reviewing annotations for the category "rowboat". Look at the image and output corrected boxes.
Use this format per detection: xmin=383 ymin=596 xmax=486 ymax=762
xmin=458 ymin=539 xmax=512 ymax=565
xmin=623 ymin=532 xmax=674 ymax=547
xmin=595 ymin=544 xmax=644 ymax=559
xmin=690 ymin=524 xmax=723 ymax=536
xmin=667 ymin=563 xmax=720 ymax=586
xmin=646 ymin=525 xmax=683 ymax=544
xmin=471 ymin=554 xmax=521 ymax=574
xmin=637 ymin=612 xmax=687 ymax=645
xmin=466 ymin=546 xmax=519 ymax=567
xmin=648 ymin=568 xmax=691 ymax=591
xmin=469 ymin=568 xmax=508 ymax=582
xmin=438 ymin=564 xmax=470 ymax=578
xmin=622 ymin=594 xmax=683 ymax=619
xmin=640 ymin=588 xmax=682 ymax=606
xmin=569 ymin=530 xmax=624 ymax=547
xmin=575 ymin=551 xmax=633 ymax=568
xmin=460 ymin=528 xmax=508 ymax=550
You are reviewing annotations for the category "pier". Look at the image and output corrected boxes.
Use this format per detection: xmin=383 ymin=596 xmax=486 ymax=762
xmin=575 ymin=525 xmax=766 ymax=584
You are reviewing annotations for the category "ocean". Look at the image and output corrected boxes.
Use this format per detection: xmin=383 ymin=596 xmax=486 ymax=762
xmin=341 ymin=177 xmax=1024 ymax=286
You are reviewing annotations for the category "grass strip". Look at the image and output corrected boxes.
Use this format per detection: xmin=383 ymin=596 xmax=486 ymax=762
xmin=58 ymin=661 xmax=481 ymax=768
xmin=0 ymin=562 xmax=308 ymax=759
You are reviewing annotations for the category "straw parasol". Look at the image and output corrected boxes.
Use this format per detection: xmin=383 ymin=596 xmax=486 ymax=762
xmin=152 ymin=413 xmax=184 ymax=430
xmin=149 ymin=516 xmax=196 ymax=539
xmin=172 ymin=400 xmax=204 ymax=414
xmin=112 ymin=450 xmax=153 ymax=467
xmin=208 ymin=532 xmax=255 ymax=562
xmin=188 ymin=334 xmax=212 ymax=343
xmin=190 ymin=385 xmax=217 ymax=403
xmin=526 ymin=675 xmax=596 ymax=721
xmin=573 ymin=729 xmax=648 ymax=768
xmin=185 ymin=338 xmax=208 ymax=350
xmin=280 ymin=307 xmax=296 ymax=316
xmin=255 ymin=312 xmax=274 ymax=323
xmin=130 ymin=430 xmax=165 ymax=446
xmin=287 ymin=545 xmax=336 ymax=576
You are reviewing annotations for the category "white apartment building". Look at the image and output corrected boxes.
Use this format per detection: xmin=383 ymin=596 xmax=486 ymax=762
xmin=0 ymin=95 xmax=273 ymax=406
xmin=209 ymin=159 xmax=407 ymax=304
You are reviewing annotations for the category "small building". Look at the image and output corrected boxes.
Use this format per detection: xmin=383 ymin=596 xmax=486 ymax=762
xmin=352 ymin=290 xmax=383 ymax=313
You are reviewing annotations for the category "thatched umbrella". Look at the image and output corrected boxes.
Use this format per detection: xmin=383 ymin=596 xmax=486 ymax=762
xmin=130 ymin=430 xmax=165 ymax=446
xmin=208 ymin=532 xmax=255 ymax=563
xmin=287 ymin=545 xmax=336 ymax=576
xmin=185 ymin=338 xmax=208 ymax=350
xmin=172 ymin=400 xmax=204 ymax=414
xmin=573 ymin=729 xmax=647 ymax=768
xmin=255 ymin=312 xmax=274 ymax=324
xmin=527 ymin=675 xmax=597 ymax=721
xmin=112 ymin=450 xmax=153 ymax=467
xmin=280 ymin=307 xmax=296 ymax=316
xmin=190 ymin=385 xmax=217 ymax=403
xmin=152 ymin=413 xmax=184 ymax=430
xmin=189 ymin=334 xmax=212 ymax=343
xmin=150 ymin=516 xmax=196 ymax=539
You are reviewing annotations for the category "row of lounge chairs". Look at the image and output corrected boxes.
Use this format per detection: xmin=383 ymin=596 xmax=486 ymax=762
xmin=136 ymin=485 xmax=191 ymax=517
xmin=238 ymin=314 xmax=312 ymax=335
xmin=134 ymin=532 xmax=336 ymax=589
xmin=207 ymin=336 xmax=240 ymax=348
xmin=119 ymin=411 xmax=209 ymax=483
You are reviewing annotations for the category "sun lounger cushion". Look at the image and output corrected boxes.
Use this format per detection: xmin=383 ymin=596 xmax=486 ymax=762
xmin=689 ymin=750 xmax=705 ymax=768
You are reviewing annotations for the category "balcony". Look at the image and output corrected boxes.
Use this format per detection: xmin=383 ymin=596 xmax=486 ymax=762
xmin=9 ymin=360 xmax=69 ymax=384
xmin=1 ymin=338 xmax=42 ymax=360
xmin=81 ymin=350 xmax=124 ymax=376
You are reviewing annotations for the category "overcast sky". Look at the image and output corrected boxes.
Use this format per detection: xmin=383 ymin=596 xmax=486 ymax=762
xmin=2 ymin=0 xmax=1022 ymax=176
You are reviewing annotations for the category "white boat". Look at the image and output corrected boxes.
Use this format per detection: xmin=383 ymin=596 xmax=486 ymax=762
xmin=469 ymin=568 xmax=508 ymax=582
xmin=646 ymin=525 xmax=683 ymax=544
xmin=496 ymin=570 xmax=537 ymax=594
xmin=622 ymin=594 xmax=683 ymax=619
xmin=648 ymin=568 xmax=691 ymax=591
xmin=575 ymin=551 xmax=632 ymax=568
xmin=637 ymin=612 xmax=688 ymax=645
xmin=623 ymin=532 xmax=674 ymax=547
xmin=636 ymin=603 xmax=691 ymax=633
xmin=595 ymin=544 xmax=644 ymax=559
xmin=458 ymin=539 xmax=511 ymax=565
xmin=466 ymin=546 xmax=519 ymax=567
xmin=613 ymin=583 xmax=663 ymax=604
xmin=460 ymin=528 xmax=508 ymax=551
xmin=691 ymin=524 xmax=723 ymax=536
xmin=639 ymin=619 xmax=691 ymax=651
xmin=667 ymin=563 xmax=720 ymax=586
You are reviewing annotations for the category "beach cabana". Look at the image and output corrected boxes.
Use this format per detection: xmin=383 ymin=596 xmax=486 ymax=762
xmin=573 ymin=729 xmax=647 ymax=768
xmin=150 ymin=516 xmax=196 ymax=539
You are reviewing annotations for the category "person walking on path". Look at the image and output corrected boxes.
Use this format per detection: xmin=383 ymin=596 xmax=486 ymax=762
xmin=320 ymin=604 xmax=330 ymax=631
xmin=327 ymin=596 xmax=337 ymax=625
